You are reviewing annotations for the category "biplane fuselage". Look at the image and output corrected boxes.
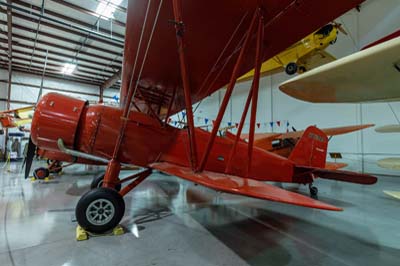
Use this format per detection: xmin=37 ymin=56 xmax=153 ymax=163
xmin=32 ymin=93 xmax=296 ymax=183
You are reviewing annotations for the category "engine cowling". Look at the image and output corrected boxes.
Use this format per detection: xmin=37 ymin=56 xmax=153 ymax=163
xmin=31 ymin=93 xmax=88 ymax=151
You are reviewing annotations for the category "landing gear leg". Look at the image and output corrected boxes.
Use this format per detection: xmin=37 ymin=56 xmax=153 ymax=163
xmin=76 ymin=160 xmax=152 ymax=234
xmin=309 ymin=184 xmax=318 ymax=199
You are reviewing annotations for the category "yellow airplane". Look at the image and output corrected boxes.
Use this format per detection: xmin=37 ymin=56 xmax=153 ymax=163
xmin=0 ymin=106 xmax=34 ymax=133
xmin=239 ymin=23 xmax=346 ymax=80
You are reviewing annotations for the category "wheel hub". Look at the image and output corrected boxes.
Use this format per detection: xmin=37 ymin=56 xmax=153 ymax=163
xmin=86 ymin=199 xmax=115 ymax=226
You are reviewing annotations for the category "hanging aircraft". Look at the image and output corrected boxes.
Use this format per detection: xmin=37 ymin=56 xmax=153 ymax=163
xmin=241 ymin=124 xmax=374 ymax=171
xmin=24 ymin=0 xmax=376 ymax=234
xmin=0 ymin=106 xmax=34 ymax=133
xmin=238 ymin=23 xmax=346 ymax=80
xmin=279 ymin=30 xmax=400 ymax=199
xmin=374 ymin=125 xmax=400 ymax=171
xmin=279 ymin=30 xmax=400 ymax=103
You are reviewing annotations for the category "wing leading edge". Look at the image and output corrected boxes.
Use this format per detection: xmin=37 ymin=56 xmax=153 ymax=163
xmin=151 ymin=162 xmax=342 ymax=211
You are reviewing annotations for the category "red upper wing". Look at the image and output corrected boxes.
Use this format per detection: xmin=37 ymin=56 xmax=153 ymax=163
xmin=121 ymin=0 xmax=364 ymax=114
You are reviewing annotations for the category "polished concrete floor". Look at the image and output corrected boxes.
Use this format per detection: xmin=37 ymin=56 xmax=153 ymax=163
xmin=0 ymin=161 xmax=399 ymax=266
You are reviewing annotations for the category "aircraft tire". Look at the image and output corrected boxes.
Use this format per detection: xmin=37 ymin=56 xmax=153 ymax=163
xmin=90 ymin=173 xmax=121 ymax=192
xmin=76 ymin=187 xmax=125 ymax=234
xmin=309 ymin=186 xmax=318 ymax=199
xmin=285 ymin=62 xmax=298 ymax=75
xmin=33 ymin=167 xmax=50 ymax=180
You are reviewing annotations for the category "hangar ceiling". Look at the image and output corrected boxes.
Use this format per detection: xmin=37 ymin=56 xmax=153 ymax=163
xmin=0 ymin=0 xmax=127 ymax=91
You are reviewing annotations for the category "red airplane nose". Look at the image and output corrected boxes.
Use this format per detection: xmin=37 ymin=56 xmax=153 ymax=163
xmin=31 ymin=93 xmax=88 ymax=151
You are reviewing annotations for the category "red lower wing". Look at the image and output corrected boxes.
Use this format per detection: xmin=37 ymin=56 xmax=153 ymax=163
xmin=151 ymin=162 xmax=342 ymax=211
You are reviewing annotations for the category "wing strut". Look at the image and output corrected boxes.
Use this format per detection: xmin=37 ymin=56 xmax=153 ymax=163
xmin=198 ymin=8 xmax=261 ymax=172
xmin=225 ymin=12 xmax=265 ymax=176
xmin=172 ymin=0 xmax=198 ymax=170
xmin=247 ymin=13 xmax=264 ymax=175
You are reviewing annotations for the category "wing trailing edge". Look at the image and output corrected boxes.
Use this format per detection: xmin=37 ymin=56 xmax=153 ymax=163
xmin=151 ymin=162 xmax=342 ymax=211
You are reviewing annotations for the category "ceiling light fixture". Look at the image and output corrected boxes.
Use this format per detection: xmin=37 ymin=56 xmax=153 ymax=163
xmin=61 ymin=63 xmax=77 ymax=75
xmin=95 ymin=0 xmax=123 ymax=20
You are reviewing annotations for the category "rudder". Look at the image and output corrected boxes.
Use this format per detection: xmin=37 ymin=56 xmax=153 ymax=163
xmin=289 ymin=126 xmax=328 ymax=168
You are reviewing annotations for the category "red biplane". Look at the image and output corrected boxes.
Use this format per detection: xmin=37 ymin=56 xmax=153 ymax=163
xmin=25 ymin=0 xmax=376 ymax=233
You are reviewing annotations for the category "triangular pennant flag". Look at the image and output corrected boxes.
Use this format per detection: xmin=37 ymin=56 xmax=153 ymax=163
xmin=167 ymin=118 xmax=172 ymax=123
xmin=174 ymin=121 xmax=178 ymax=125
xmin=182 ymin=111 xmax=186 ymax=118
xmin=277 ymin=121 xmax=281 ymax=127
xmin=286 ymin=121 xmax=290 ymax=127
xmin=235 ymin=123 xmax=239 ymax=128
xmin=228 ymin=122 xmax=232 ymax=127
xmin=204 ymin=118 xmax=209 ymax=124
xmin=269 ymin=121 xmax=274 ymax=128
xmin=256 ymin=123 xmax=260 ymax=128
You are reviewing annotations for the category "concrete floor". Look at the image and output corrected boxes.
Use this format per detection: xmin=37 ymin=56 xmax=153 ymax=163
xmin=0 ymin=161 xmax=399 ymax=266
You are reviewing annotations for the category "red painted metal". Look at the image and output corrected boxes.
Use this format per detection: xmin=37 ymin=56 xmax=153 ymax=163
xmin=172 ymin=0 xmax=198 ymax=169
xmin=247 ymin=14 xmax=264 ymax=175
xmin=31 ymin=93 xmax=377 ymax=210
xmin=198 ymin=11 xmax=258 ymax=172
xmin=164 ymin=86 xmax=177 ymax=124
xmin=151 ymin=162 xmax=342 ymax=211
xmin=121 ymin=0 xmax=365 ymax=115
xmin=29 ymin=1 xmax=376 ymax=211
xmin=31 ymin=93 xmax=87 ymax=150
xmin=119 ymin=169 xmax=152 ymax=197
xmin=225 ymin=86 xmax=253 ymax=174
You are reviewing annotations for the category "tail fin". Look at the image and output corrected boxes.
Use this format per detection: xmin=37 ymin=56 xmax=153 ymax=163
xmin=289 ymin=126 xmax=328 ymax=168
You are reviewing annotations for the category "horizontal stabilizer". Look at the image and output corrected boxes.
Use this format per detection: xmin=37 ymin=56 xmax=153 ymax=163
xmin=296 ymin=166 xmax=377 ymax=185
xmin=151 ymin=162 xmax=342 ymax=211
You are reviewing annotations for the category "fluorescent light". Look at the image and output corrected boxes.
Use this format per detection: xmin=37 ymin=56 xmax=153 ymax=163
xmin=61 ymin=63 xmax=77 ymax=75
xmin=95 ymin=0 xmax=123 ymax=20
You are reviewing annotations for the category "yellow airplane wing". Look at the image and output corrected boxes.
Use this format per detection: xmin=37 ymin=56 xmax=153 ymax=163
xmin=298 ymin=50 xmax=336 ymax=72
xmin=14 ymin=118 xmax=32 ymax=127
xmin=238 ymin=24 xmax=340 ymax=82
xmin=237 ymin=58 xmax=283 ymax=82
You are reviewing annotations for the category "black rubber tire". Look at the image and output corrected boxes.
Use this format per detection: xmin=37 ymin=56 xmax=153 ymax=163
xmin=285 ymin=62 xmax=298 ymax=75
xmin=310 ymin=186 xmax=318 ymax=199
xmin=90 ymin=173 xmax=121 ymax=192
xmin=33 ymin=167 xmax=50 ymax=179
xmin=75 ymin=188 xmax=125 ymax=234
